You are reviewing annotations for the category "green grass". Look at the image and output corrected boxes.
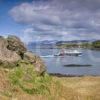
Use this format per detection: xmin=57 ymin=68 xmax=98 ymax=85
xmin=0 ymin=61 xmax=100 ymax=100
xmin=9 ymin=63 xmax=52 ymax=95
xmin=0 ymin=68 xmax=100 ymax=100
xmin=2 ymin=90 xmax=12 ymax=98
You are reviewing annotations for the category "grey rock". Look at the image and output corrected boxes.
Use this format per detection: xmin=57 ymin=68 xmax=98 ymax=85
xmin=7 ymin=35 xmax=27 ymax=58
xmin=0 ymin=36 xmax=21 ymax=67
xmin=0 ymin=35 xmax=46 ymax=74
xmin=24 ymin=52 xmax=46 ymax=74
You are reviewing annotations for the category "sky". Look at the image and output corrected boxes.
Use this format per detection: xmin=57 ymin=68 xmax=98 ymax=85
xmin=0 ymin=0 xmax=100 ymax=43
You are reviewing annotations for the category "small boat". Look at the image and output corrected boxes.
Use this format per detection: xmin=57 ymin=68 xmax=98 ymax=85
xmin=54 ymin=49 xmax=82 ymax=56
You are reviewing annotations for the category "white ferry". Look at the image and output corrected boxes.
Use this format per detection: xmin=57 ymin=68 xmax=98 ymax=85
xmin=54 ymin=49 xmax=82 ymax=56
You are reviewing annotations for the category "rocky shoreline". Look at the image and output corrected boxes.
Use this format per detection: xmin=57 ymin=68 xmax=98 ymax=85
xmin=49 ymin=73 xmax=98 ymax=77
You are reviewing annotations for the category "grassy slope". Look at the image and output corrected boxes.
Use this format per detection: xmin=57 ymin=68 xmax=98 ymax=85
xmin=0 ymin=68 xmax=100 ymax=100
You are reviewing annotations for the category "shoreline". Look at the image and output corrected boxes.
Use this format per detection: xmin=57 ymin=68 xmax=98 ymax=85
xmin=49 ymin=73 xmax=100 ymax=77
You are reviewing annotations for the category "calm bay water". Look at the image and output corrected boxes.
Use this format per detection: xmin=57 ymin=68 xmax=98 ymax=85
xmin=29 ymin=48 xmax=100 ymax=76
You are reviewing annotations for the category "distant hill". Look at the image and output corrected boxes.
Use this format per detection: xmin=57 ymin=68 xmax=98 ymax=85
xmin=27 ymin=40 xmax=96 ymax=49
xmin=56 ymin=40 xmax=91 ymax=46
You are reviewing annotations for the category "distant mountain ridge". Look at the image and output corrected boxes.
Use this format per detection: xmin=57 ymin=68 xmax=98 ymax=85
xmin=27 ymin=39 xmax=98 ymax=49
xmin=28 ymin=40 xmax=93 ymax=45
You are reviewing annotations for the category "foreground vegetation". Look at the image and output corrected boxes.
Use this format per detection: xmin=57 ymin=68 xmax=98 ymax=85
xmin=0 ymin=63 xmax=100 ymax=100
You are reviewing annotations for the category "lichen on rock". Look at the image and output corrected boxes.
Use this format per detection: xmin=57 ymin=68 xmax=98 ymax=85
xmin=7 ymin=35 xmax=27 ymax=59
xmin=0 ymin=35 xmax=46 ymax=74
xmin=0 ymin=36 xmax=21 ymax=67
xmin=24 ymin=52 xmax=46 ymax=75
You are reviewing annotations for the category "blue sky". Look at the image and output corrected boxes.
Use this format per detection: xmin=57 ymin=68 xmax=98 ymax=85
xmin=0 ymin=0 xmax=100 ymax=43
xmin=0 ymin=0 xmax=31 ymax=37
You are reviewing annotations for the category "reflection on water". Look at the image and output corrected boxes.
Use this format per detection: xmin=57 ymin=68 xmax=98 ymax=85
xmin=29 ymin=48 xmax=100 ymax=75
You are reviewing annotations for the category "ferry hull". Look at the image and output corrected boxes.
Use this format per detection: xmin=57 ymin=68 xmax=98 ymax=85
xmin=54 ymin=53 xmax=82 ymax=56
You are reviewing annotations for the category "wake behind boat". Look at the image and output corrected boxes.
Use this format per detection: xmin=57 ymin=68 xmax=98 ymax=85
xmin=41 ymin=55 xmax=54 ymax=58
xmin=54 ymin=49 xmax=82 ymax=56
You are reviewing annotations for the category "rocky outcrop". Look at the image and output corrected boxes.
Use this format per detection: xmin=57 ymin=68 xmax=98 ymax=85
xmin=24 ymin=52 xmax=46 ymax=74
xmin=0 ymin=35 xmax=46 ymax=74
xmin=0 ymin=36 xmax=21 ymax=67
xmin=7 ymin=35 xmax=27 ymax=58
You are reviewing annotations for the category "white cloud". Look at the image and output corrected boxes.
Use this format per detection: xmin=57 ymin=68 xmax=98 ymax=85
xmin=10 ymin=0 xmax=100 ymax=42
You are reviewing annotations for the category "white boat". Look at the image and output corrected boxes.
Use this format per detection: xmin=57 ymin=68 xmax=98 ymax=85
xmin=65 ymin=50 xmax=82 ymax=56
xmin=54 ymin=49 xmax=82 ymax=56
